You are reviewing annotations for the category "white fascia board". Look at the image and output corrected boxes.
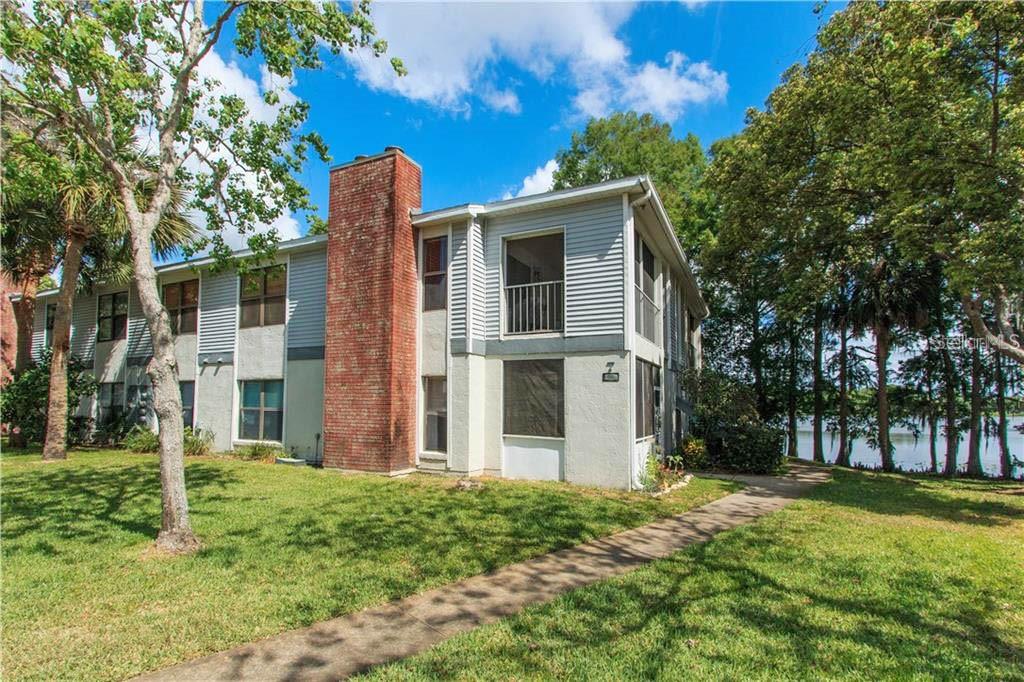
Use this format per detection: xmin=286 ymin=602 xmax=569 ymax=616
xmin=26 ymin=233 xmax=329 ymax=300
xmin=412 ymin=176 xmax=644 ymax=227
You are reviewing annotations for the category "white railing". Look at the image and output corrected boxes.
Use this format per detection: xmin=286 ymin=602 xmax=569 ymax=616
xmin=635 ymin=286 xmax=659 ymax=342
xmin=505 ymin=280 xmax=563 ymax=334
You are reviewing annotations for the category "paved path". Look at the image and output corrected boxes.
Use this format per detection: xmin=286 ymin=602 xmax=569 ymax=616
xmin=137 ymin=462 xmax=830 ymax=682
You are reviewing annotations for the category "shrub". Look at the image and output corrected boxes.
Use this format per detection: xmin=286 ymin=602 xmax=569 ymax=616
xmin=0 ymin=349 xmax=97 ymax=446
xmin=123 ymin=425 xmax=159 ymax=453
xmin=91 ymin=413 xmax=133 ymax=447
xmin=235 ymin=441 xmax=283 ymax=462
xmin=675 ymin=436 xmax=707 ymax=471
xmin=706 ymin=422 xmax=785 ymax=474
xmin=183 ymin=428 xmax=214 ymax=457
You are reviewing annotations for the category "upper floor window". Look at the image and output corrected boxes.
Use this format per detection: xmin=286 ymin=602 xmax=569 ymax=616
xmin=163 ymin=279 xmax=199 ymax=334
xmin=423 ymin=236 xmax=448 ymax=311
xmin=634 ymin=234 xmax=658 ymax=343
xmin=240 ymin=266 xmax=286 ymax=328
xmin=504 ymin=233 xmax=564 ymax=335
xmin=44 ymin=303 xmax=56 ymax=348
xmin=97 ymin=292 xmax=128 ymax=342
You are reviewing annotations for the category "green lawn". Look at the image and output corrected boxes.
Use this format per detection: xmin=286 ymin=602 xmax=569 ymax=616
xmin=364 ymin=469 xmax=1024 ymax=681
xmin=0 ymin=448 xmax=738 ymax=681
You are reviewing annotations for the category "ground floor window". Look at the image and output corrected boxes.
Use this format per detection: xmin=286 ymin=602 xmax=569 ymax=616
xmin=98 ymin=382 xmax=124 ymax=425
xmin=239 ymin=380 xmax=283 ymax=441
xmin=423 ymin=376 xmax=446 ymax=452
xmin=180 ymin=381 xmax=195 ymax=428
xmin=127 ymin=384 xmax=151 ymax=425
xmin=635 ymin=359 xmax=660 ymax=439
xmin=503 ymin=359 xmax=564 ymax=438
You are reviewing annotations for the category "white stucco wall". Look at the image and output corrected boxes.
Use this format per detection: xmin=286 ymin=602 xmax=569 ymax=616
xmin=94 ymin=339 xmax=126 ymax=383
xmin=195 ymin=362 xmax=235 ymax=451
xmin=448 ymin=353 xmax=486 ymax=474
xmin=420 ymin=309 xmax=447 ymax=377
xmin=284 ymin=358 xmax=324 ymax=459
xmin=236 ymin=325 xmax=285 ymax=380
xmin=564 ymin=352 xmax=631 ymax=488
xmin=483 ymin=357 xmax=503 ymax=474
xmin=175 ymin=333 xmax=197 ymax=381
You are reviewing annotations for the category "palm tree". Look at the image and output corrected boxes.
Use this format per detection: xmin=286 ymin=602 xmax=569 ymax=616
xmin=849 ymin=254 xmax=933 ymax=472
xmin=4 ymin=124 xmax=196 ymax=460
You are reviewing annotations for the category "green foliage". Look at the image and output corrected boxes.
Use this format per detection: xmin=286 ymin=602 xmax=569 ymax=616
xmin=685 ymin=369 xmax=784 ymax=474
xmin=553 ymin=112 xmax=715 ymax=255
xmin=706 ymin=422 xmax=785 ymax=475
xmin=183 ymin=427 xmax=214 ymax=457
xmin=122 ymin=425 xmax=159 ymax=453
xmin=0 ymin=349 xmax=97 ymax=445
xmin=676 ymin=436 xmax=708 ymax=471
xmin=235 ymin=441 xmax=284 ymax=462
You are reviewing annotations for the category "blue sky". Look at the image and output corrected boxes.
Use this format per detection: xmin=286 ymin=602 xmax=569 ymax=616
xmin=210 ymin=1 xmax=844 ymax=241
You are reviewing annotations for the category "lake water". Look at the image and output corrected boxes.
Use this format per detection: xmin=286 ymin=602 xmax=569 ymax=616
xmin=792 ymin=416 xmax=1024 ymax=478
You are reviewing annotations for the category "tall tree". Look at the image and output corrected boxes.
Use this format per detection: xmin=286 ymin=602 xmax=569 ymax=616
xmin=1 ymin=0 xmax=401 ymax=551
xmin=553 ymin=112 xmax=716 ymax=256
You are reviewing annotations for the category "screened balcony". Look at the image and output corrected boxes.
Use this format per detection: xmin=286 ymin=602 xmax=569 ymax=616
xmin=634 ymin=234 xmax=659 ymax=343
xmin=504 ymin=233 xmax=564 ymax=335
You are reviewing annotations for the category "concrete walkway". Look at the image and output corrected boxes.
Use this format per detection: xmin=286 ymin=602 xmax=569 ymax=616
xmin=137 ymin=462 xmax=830 ymax=682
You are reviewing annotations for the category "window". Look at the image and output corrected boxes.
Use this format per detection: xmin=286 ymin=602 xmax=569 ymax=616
xmin=98 ymin=382 xmax=124 ymax=425
xmin=97 ymin=291 xmax=129 ymax=342
xmin=163 ymin=280 xmax=199 ymax=334
xmin=503 ymin=359 xmax=564 ymax=437
xmin=44 ymin=303 xmax=56 ymax=348
xmin=423 ymin=236 xmax=448 ymax=311
xmin=423 ymin=376 xmax=447 ymax=452
xmin=635 ymin=359 xmax=660 ymax=439
xmin=239 ymin=380 xmax=283 ymax=441
xmin=634 ymin=234 xmax=658 ymax=342
xmin=240 ymin=266 xmax=286 ymax=328
xmin=126 ymin=384 xmax=151 ymax=425
xmin=180 ymin=381 xmax=195 ymax=428
xmin=504 ymin=233 xmax=564 ymax=334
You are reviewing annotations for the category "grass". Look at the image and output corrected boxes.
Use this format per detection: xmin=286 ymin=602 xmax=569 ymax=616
xmin=0 ymin=448 xmax=738 ymax=681
xmin=363 ymin=468 xmax=1024 ymax=681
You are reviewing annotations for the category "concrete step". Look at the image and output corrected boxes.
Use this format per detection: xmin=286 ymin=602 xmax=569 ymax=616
xmin=417 ymin=455 xmax=448 ymax=473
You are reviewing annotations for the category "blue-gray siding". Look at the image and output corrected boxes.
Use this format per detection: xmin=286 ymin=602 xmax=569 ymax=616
xmin=469 ymin=219 xmax=486 ymax=340
xmin=450 ymin=225 xmax=468 ymax=339
xmin=198 ymin=271 xmax=237 ymax=355
xmin=126 ymin=287 xmax=152 ymax=360
xmin=30 ymin=300 xmax=46 ymax=362
xmin=70 ymin=294 xmax=96 ymax=362
xmin=484 ymin=198 xmax=624 ymax=339
xmin=286 ymin=250 xmax=327 ymax=349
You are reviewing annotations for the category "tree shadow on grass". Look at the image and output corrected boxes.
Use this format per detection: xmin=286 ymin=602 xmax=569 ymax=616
xmin=804 ymin=469 xmax=1024 ymax=528
xmin=1 ymin=459 xmax=240 ymax=550
xmin=396 ymin=525 xmax=1022 ymax=681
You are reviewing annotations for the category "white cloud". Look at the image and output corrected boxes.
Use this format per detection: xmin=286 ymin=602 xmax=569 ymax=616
xmin=503 ymin=159 xmax=559 ymax=200
xmin=345 ymin=3 xmax=726 ymax=122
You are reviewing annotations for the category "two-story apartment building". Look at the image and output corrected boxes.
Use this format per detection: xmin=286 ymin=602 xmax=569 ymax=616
xmin=27 ymin=147 xmax=706 ymax=489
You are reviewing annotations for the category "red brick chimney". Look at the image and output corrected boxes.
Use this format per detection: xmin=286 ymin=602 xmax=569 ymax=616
xmin=322 ymin=148 xmax=422 ymax=473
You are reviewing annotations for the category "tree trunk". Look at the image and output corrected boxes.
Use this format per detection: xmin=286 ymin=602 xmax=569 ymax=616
xmin=995 ymin=353 xmax=1012 ymax=479
xmin=966 ymin=342 xmax=984 ymax=477
xmin=875 ymin=321 xmax=894 ymax=472
xmin=42 ymin=231 xmax=87 ymax=461
xmin=925 ymin=353 xmax=938 ymax=474
xmin=937 ymin=302 xmax=959 ymax=477
xmin=787 ymin=327 xmax=799 ymax=459
xmin=130 ymin=222 xmax=198 ymax=553
xmin=750 ymin=296 xmax=768 ymax=421
xmin=812 ymin=304 xmax=825 ymax=463
xmin=837 ymin=319 xmax=851 ymax=467
xmin=11 ymin=277 xmax=38 ymax=373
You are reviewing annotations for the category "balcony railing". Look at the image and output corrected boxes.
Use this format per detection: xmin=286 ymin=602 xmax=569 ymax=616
xmin=505 ymin=280 xmax=563 ymax=334
xmin=635 ymin=286 xmax=659 ymax=342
